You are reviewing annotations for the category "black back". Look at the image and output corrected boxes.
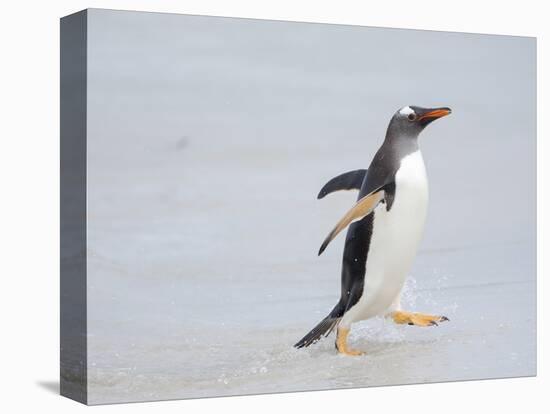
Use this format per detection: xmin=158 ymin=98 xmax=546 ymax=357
xmin=332 ymin=123 xmax=420 ymax=317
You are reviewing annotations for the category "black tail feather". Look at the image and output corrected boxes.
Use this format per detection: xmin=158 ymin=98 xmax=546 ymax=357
xmin=294 ymin=316 xmax=340 ymax=349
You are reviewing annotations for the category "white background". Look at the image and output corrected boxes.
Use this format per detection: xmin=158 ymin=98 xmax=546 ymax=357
xmin=0 ymin=0 xmax=546 ymax=412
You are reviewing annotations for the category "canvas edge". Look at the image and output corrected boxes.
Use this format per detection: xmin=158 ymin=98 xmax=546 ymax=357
xmin=60 ymin=8 xmax=88 ymax=405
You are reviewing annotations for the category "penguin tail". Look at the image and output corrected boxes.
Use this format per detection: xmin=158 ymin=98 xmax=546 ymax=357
xmin=294 ymin=314 xmax=341 ymax=349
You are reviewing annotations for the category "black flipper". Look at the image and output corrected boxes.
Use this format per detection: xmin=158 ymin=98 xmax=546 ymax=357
xmin=317 ymin=169 xmax=367 ymax=199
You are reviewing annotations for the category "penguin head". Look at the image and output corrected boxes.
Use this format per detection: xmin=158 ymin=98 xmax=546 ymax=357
xmin=387 ymin=106 xmax=452 ymax=139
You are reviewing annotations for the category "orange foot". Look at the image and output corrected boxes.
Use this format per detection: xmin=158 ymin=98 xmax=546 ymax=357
xmin=392 ymin=311 xmax=449 ymax=327
xmin=336 ymin=327 xmax=365 ymax=356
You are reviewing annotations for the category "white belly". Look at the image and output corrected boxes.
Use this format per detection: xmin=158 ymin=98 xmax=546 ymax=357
xmin=342 ymin=151 xmax=429 ymax=325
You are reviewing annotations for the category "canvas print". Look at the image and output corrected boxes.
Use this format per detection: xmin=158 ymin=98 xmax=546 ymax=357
xmin=60 ymin=9 xmax=536 ymax=405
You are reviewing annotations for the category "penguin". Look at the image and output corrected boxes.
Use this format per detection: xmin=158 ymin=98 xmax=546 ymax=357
xmin=295 ymin=106 xmax=452 ymax=356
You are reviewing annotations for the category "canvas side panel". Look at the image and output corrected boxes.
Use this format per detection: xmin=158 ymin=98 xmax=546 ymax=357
xmin=60 ymin=9 xmax=88 ymax=404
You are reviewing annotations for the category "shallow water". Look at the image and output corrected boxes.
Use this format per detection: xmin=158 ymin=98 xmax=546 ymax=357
xmin=85 ymin=242 xmax=535 ymax=404
xmin=79 ymin=10 xmax=536 ymax=404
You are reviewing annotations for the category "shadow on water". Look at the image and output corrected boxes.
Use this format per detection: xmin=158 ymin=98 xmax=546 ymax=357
xmin=36 ymin=380 xmax=59 ymax=395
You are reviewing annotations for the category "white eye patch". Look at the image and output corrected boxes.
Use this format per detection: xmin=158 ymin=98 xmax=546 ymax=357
xmin=399 ymin=106 xmax=414 ymax=116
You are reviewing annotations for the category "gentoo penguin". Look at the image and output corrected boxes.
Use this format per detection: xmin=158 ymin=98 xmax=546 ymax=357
xmin=295 ymin=105 xmax=452 ymax=356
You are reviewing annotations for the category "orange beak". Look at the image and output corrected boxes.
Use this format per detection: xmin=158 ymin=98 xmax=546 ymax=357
xmin=418 ymin=107 xmax=452 ymax=122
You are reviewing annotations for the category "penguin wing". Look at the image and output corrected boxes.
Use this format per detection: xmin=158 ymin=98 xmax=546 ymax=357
xmin=318 ymin=187 xmax=386 ymax=255
xmin=317 ymin=169 xmax=367 ymax=199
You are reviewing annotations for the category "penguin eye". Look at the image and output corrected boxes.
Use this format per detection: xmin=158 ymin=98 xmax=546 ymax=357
xmin=407 ymin=113 xmax=417 ymax=121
